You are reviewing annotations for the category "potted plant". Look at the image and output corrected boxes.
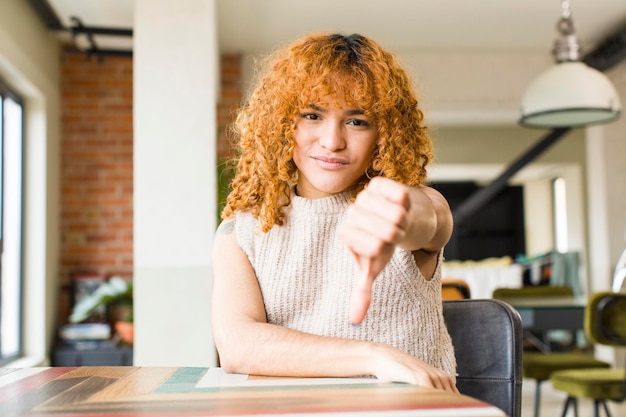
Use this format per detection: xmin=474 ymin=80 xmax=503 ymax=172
xmin=69 ymin=276 xmax=134 ymax=344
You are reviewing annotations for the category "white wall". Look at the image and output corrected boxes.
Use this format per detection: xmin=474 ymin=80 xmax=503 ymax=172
xmin=401 ymin=52 xmax=552 ymax=126
xmin=605 ymin=61 xmax=626 ymax=275
xmin=586 ymin=60 xmax=626 ymax=293
xmin=134 ymin=0 xmax=218 ymax=366
xmin=0 ymin=0 xmax=61 ymax=365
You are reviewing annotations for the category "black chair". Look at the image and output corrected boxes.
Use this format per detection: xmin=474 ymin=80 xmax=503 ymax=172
xmin=443 ymin=298 xmax=523 ymax=417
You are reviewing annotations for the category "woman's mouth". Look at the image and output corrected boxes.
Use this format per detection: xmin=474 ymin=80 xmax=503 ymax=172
xmin=312 ymin=156 xmax=348 ymax=169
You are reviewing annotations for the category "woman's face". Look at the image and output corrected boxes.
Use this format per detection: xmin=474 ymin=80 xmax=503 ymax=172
xmin=292 ymin=98 xmax=377 ymax=199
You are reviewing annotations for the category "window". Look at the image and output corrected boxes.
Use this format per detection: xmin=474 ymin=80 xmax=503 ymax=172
xmin=0 ymin=79 xmax=24 ymax=364
xmin=552 ymin=177 xmax=568 ymax=253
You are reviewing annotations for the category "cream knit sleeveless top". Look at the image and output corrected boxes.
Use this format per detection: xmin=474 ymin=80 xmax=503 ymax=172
xmin=235 ymin=190 xmax=457 ymax=379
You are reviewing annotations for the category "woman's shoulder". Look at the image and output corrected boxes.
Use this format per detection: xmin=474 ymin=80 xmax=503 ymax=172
xmin=214 ymin=213 xmax=256 ymax=243
xmin=216 ymin=217 xmax=236 ymax=235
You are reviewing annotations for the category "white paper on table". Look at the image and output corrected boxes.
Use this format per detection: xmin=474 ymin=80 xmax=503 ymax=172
xmin=196 ymin=368 xmax=380 ymax=388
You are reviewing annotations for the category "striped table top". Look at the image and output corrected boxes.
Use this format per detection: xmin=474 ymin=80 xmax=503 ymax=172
xmin=0 ymin=367 xmax=506 ymax=417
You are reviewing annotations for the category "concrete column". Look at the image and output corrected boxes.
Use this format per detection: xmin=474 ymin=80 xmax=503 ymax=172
xmin=134 ymin=0 xmax=218 ymax=366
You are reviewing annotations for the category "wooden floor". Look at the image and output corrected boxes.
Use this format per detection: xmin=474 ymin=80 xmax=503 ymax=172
xmin=521 ymin=377 xmax=626 ymax=417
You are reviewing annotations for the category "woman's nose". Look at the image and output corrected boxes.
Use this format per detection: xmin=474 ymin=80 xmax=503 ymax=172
xmin=318 ymin=121 xmax=346 ymax=151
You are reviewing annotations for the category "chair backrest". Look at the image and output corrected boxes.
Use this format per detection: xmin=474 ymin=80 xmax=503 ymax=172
xmin=492 ymin=285 xmax=573 ymax=300
xmin=585 ymin=291 xmax=626 ymax=401
xmin=443 ymin=299 xmax=523 ymax=417
xmin=586 ymin=291 xmax=626 ymax=347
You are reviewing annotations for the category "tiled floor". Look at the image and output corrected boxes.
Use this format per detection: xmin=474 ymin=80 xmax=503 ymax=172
xmin=521 ymin=377 xmax=626 ymax=417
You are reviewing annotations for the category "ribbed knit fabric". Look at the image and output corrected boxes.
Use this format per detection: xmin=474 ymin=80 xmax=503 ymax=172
xmin=235 ymin=190 xmax=457 ymax=379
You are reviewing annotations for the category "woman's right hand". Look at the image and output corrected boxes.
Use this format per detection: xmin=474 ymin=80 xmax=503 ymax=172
xmin=369 ymin=342 xmax=458 ymax=393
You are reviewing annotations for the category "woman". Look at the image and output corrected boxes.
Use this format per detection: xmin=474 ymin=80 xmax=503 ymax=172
xmin=211 ymin=33 xmax=457 ymax=392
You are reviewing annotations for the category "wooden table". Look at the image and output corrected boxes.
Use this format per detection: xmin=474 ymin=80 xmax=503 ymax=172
xmin=506 ymin=296 xmax=586 ymax=352
xmin=0 ymin=367 xmax=506 ymax=416
xmin=506 ymin=296 xmax=586 ymax=332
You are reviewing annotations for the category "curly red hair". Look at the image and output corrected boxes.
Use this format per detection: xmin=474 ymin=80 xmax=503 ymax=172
xmin=222 ymin=33 xmax=433 ymax=232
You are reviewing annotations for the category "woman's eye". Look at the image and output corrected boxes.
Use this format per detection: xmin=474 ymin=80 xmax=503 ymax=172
xmin=348 ymin=119 xmax=370 ymax=127
xmin=302 ymin=113 xmax=319 ymax=120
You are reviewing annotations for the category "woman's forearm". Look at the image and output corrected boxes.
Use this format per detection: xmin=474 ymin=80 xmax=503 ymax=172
xmin=214 ymin=319 xmax=377 ymax=378
xmin=402 ymin=185 xmax=453 ymax=253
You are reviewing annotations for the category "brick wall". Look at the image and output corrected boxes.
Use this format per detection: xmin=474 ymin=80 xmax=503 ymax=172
xmin=58 ymin=51 xmax=134 ymax=322
xmin=58 ymin=51 xmax=241 ymax=324
xmin=217 ymin=54 xmax=241 ymax=159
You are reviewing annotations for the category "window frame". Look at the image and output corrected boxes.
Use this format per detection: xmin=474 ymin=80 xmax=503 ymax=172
xmin=552 ymin=176 xmax=569 ymax=254
xmin=0 ymin=77 xmax=25 ymax=365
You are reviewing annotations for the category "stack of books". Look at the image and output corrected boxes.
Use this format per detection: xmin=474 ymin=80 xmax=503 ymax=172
xmin=54 ymin=322 xmax=132 ymax=366
xmin=57 ymin=323 xmax=114 ymax=350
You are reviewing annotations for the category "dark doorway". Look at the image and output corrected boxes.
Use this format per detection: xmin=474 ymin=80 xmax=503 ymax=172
xmin=431 ymin=182 xmax=526 ymax=261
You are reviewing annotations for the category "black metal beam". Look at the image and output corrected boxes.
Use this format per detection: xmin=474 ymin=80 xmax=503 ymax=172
xmin=65 ymin=17 xmax=133 ymax=59
xmin=452 ymin=22 xmax=626 ymax=228
xmin=27 ymin=1 xmax=133 ymax=59
xmin=582 ymin=23 xmax=626 ymax=72
xmin=64 ymin=47 xmax=133 ymax=59
xmin=68 ymin=25 xmax=133 ymax=37
xmin=452 ymin=128 xmax=570 ymax=226
xmin=27 ymin=0 xmax=64 ymax=30
xmin=68 ymin=17 xmax=133 ymax=37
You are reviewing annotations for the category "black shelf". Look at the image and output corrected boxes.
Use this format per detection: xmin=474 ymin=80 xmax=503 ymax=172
xmin=52 ymin=340 xmax=133 ymax=366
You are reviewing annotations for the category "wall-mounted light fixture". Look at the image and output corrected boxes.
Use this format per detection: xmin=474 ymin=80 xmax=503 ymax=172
xmin=519 ymin=0 xmax=622 ymax=128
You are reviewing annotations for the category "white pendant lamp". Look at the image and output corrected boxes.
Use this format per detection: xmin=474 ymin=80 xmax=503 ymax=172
xmin=520 ymin=0 xmax=622 ymax=128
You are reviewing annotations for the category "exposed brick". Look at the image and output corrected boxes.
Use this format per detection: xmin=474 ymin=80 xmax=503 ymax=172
xmin=58 ymin=48 xmax=242 ymax=327
xmin=59 ymin=48 xmax=135 ymax=325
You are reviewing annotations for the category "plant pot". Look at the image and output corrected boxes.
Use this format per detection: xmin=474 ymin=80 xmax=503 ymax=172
xmin=109 ymin=303 xmax=133 ymax=322
xmin=114 ymin=321 xmax=134 ymax=345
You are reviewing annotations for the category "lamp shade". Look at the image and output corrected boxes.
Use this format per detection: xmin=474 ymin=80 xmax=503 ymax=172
xmin=520 ymin=61 xmax=622 ymax=128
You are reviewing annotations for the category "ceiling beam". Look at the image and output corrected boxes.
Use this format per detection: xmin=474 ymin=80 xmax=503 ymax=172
xmin=27 ymin=0 xmax=133 ymax=58
xmin=451 ymin=128 xmax=570 ymax=227
xmin=27 ymin=0 xmax=63 ymax=30
xmin=68 ymin=24 xmax=133 ymax=38
xmin=582 ymin=24 xmax=626 ymax=71
xmin=66 ymin=17 xmax=132 ymax=59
